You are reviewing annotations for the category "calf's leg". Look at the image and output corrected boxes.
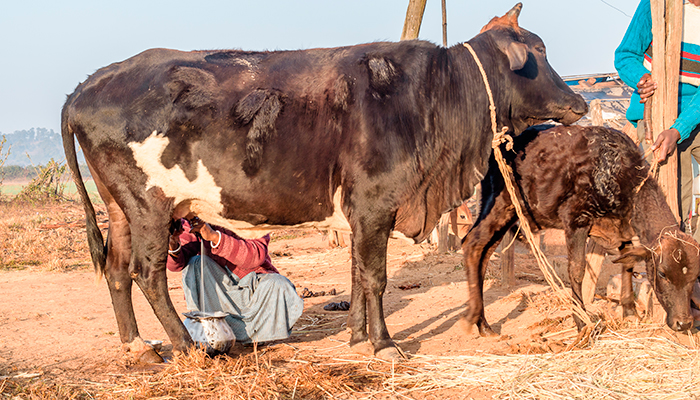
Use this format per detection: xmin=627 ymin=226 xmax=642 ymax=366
xmin=462 ymin=196 xmax=517 ymax=337
xmin=565 ymin=226 xmax=592 ymax=331
xmin=620 ymin=261 xmax=640 ymax=320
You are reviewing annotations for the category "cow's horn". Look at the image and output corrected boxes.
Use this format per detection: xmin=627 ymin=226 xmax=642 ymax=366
xmin=507 ymin=3 xmax=522 ymax=18
xmin=506 ymin=3 xmax=522 ymax=23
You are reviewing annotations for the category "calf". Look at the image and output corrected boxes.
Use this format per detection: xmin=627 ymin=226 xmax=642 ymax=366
xmin=463 ymin=125 xmax=700 ymax=335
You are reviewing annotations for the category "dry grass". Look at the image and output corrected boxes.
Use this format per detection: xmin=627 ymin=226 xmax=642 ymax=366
xmin=0 ymin=201 xmax=98 ymax=271
xmin=95 ymin=346 xmax=387 ymax=400
xmin=4 ymin=329 xmax=698 ymax=399
xmin=386 ymin=329 xmax=700 ymax=399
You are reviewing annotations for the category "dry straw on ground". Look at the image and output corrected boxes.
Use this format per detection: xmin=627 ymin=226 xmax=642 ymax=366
xmin=386 ymin=329 xmax=700 ymax=399
xmin=5 ymin=327 xmax=697 ymax=399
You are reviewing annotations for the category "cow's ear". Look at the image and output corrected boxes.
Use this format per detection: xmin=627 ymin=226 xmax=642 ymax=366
xmin=612 ymin=246 xmax=651 ymax=264
xmin=504 ymin=41 xmax=528 ymax=71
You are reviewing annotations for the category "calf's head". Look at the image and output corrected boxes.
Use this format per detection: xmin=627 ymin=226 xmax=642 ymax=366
xmin=477 ymin=3 xmax=588 ymax=132
xmin=615 ymin=232 xmax=700 ymax=331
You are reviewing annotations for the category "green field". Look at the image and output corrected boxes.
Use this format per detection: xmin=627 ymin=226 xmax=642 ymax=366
xmin=1 ymin=179 xmax=101 ymax=202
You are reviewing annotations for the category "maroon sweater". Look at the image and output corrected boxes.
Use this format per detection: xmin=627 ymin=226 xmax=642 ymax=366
xmin=166 ymin=220 xmax=279 ymax=279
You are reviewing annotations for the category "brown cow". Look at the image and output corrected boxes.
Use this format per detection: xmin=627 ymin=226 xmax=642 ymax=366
xmin=463 ymin=125 xmax=700 ymax=336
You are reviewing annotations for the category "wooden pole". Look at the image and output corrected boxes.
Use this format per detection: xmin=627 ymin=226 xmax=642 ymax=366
xmin=441 ymin=0 xmax=448 ymax=47
xmin=501 ymin=230 xmax=516 ymax=288
xmin=401 ymin=0 xmax=428 ymax=40
xmin=650 ymin=0 xmax=682 ymax=221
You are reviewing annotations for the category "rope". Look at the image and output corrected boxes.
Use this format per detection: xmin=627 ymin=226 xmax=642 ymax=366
xmin=463 ymin=43 xmax=595 ymax=334
xmin=635 ymin=148 xmax=660 ymax=194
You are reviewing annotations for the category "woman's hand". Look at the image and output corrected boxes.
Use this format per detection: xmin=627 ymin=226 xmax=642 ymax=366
xmin=168 ymin=220 xmax=184 ymax=252
xmin=189 ymin=217 xmax=220 ymax=245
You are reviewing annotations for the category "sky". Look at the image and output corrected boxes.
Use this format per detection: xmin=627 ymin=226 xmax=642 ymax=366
xmin=0 ymin=0 xmax=640 ymax=135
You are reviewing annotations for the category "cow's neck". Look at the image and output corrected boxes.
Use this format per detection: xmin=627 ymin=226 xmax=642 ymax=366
xmin=630 ymin=181 xmax=681 ymax=247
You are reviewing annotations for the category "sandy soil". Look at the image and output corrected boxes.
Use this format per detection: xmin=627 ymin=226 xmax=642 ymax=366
xmin=0 ymin=203 xmax=682 ymax=393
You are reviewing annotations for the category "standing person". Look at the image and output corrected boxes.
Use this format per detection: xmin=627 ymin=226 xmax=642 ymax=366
xmin=167 ymin=217 xmax=304 ymax=344
xmin=615 ymin=0 xmax=700 ymax=322
xmin=615 ymin=0 xmax=700 ymax=240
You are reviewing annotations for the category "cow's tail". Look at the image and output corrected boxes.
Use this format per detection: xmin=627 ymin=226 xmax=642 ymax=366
xmin=61 ymin=105 xmax=107 ymax=277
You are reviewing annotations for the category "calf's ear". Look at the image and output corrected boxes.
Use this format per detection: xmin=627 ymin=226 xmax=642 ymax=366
xmin=612 ymin=246 xmax=650 ymax=264
xmin=504 ymin=42 xmax=528 ymax=71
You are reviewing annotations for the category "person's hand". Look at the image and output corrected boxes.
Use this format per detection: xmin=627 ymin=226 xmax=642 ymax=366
xmin=188 ymin=217 xmax=219 ymax=244
xmin=650 ymin=128 xmax=680 ymax=163
xmin=637 ymin=73 xmax=657 ymax=103
xmin=169 ymin=220 xmax=184 ymax=251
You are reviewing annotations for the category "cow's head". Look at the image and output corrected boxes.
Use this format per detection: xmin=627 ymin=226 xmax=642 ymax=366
xmin=614 ymin=232 xmax=700 ymax=331
xmin=475 ymin=3 xmax=587 ymax=133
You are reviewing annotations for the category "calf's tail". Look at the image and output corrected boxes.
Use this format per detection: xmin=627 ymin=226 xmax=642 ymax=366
xmin=61 ymin=105 xmax=107 ymax=277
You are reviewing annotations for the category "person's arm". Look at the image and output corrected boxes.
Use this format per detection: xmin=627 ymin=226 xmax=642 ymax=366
xmin=210 ymin=230 xmax=271 ymax=269
xmin=671 ymin=88 xmax=700 ymax=142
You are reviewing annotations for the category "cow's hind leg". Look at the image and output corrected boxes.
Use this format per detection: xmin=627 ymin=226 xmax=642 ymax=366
xmin=348 ymin=210 xmax=400 ymax=360
xmin=126 ymin=194 xmax=193 ymax=355
xmin=95 ymin=175 xmax=163 ymax=363
xmin=462 ymin=199 xmax=516 ymax=337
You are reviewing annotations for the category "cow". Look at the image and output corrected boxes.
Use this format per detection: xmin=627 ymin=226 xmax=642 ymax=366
xmin=462 ymin=125 xmax=700 ymax=337
xmin=61 ymin=3 xmax=587 ymax=361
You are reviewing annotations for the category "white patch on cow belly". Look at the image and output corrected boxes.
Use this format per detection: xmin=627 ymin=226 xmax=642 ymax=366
xmin=128 ymin=131 xmax=224 ymax=214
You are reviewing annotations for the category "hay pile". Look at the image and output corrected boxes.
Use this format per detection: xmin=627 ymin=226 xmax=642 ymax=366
xmin=387 ymin=330 xmax=700 ymax=399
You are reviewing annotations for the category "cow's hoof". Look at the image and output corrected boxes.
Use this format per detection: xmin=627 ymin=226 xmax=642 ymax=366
xmin=139 ymin=348 xmax=165 ymax=364
xmin=478 ymin=325 xmax=498 ymax=338
xmin=350 ymin=340 xmax=374 ymax=356
xmin=123 ymin=338 xmax=165 ymax=364
xmin=375 ymin=346 xmax=407 ymax=361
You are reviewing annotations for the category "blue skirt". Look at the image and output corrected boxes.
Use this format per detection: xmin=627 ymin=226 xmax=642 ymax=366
xmin=181 ymin=255 xmax=304 ymax=343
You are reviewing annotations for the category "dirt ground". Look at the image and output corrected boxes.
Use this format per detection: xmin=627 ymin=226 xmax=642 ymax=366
xmin=0 ymin=201 xmax=693 ymax=397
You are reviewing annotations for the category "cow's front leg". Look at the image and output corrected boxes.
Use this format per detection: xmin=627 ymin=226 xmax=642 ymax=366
xmin=566 ymin=226 xmax=592 ymax=331
xmin=129 ymin=209 xmax=193 ymax=355
xmin=347 ymin=246 xmax=371 ymax=354
xmin=349 ymin=211 xmax=400 ymax=360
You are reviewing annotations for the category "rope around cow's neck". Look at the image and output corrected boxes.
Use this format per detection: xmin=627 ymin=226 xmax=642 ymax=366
xmin=463 ymin=42 xmax=595 ymax=341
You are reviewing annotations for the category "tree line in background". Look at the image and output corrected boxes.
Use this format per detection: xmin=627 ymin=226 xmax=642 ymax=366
xmin=0 ymin=163 xmax=91 ymax=182
xmin=0 ymin=133 xmax=91 ymax=203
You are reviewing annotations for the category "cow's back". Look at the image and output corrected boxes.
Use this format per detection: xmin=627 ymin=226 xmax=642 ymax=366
xmin=63 ymin=42 xmax=457 ymax=233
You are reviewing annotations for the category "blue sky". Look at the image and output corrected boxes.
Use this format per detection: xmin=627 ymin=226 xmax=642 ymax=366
xmin=0 ymin=0 xmax=639 ymax=134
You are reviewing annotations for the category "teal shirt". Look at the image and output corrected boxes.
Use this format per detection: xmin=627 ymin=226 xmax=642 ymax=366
xmin=614 ymin=0 xmax=700 ymax=142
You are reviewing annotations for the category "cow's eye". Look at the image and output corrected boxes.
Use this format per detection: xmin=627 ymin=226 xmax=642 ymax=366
xmin=535 ymin=46 xmax=546 ymax=55
xmin=658 ymin=271 xmax=667 ymax=280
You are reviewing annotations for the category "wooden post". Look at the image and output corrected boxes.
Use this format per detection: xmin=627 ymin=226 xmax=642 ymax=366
xmin=436 ymin=213 xmax=450 ymax=253
xmin=441 ymin=0 xmax=448 ymax=47
xmin=582 ymin=240 xmax=606 ymax=305
xmin=401 ymin=0 xmax=428 ymax=40
xmin=501 ymin=230 xmax=515 ymax=288
xmin=650 ymin=0 xmax=682 ymax=221
xmin=590 ymin=99 xmax=603 ymax=127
